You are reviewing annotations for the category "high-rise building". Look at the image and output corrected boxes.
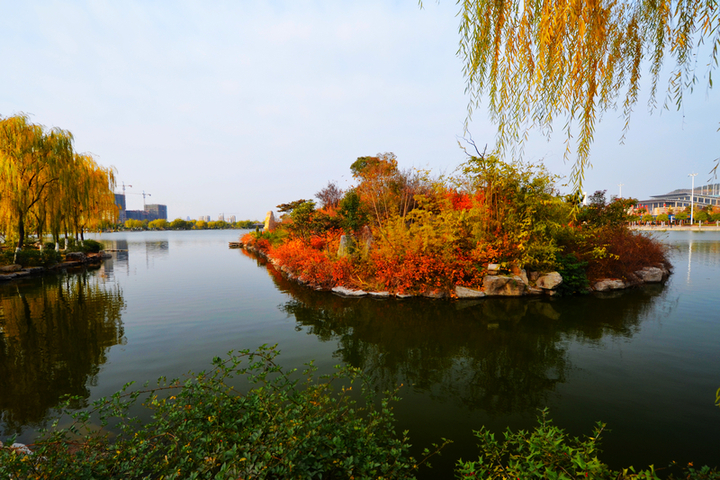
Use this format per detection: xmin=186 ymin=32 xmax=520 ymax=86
xmin=229 ymin=215 xmax=236 ymax=223
xmin=114 ymin=194 xmax=127 ymax=223
xmin=146 ymin=204 xmax=168 ymax=221
xmin=218 ymin=213 xmax=225 ymax=222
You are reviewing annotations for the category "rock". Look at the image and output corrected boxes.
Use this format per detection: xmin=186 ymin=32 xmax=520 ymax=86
xmin=396 ymin=293 xmax=414 ymax=298
xmin=536 ymin=272 xmax=563 ymax=290
xmin=635 ymin=267 xmax=664 ymax=283
xmin=337 ymin=235 xmax=355 ymax=257
xmin=10 ymin=443 xmax=33 ymax=455
xmin=0 ymin=264 xmax=22 ymax=273
xmin=526 ymin=286 xmax=543 ymax=295
xmin=332 ymin=286 xmax=367 ymax=297
xmin=369 ymin=291 xmax=391 ymax=297
xmin=482 ymin=275 xmax=527 ymax=296
xmin=263 ymin=211 xmax=277 ymax=232
xmin=486 ymin=263 xmax=500 ymax=275
xmin=455 ymin=286 xmax=486 ymax=298
xmin=0 ymin=273 xmax=18 ymax=281
xmin=518 ymin=269 xmax=529 ymax=285
xmin=65 ymin=251 xmax=87 ymax=262
xmin=593 ymin=279 xmax=626 ymax=291
xmin=529 ymin=271 xmax=540 ymax=282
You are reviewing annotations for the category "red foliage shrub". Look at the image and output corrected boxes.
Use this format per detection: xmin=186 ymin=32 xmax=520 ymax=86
xmin=580 ymin=228 xmax=671 ymax=283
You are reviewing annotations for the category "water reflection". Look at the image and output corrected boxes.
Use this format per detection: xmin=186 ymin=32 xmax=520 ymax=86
xmin=268 ymin=267 xmax=669 ymax=415
xmin=0 ymin=273 xmax=126 ymax=436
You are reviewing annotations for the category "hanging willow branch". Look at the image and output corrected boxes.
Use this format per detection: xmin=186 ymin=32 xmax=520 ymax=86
xmin=424 ymin=0 xmax=719 ymax=188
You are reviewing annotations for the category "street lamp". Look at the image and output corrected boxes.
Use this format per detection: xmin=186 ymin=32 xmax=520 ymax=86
xmin=689 ymin=173 xmax=697 ymax=224
xmin=618 ymin=183 xmax=624 ymax=198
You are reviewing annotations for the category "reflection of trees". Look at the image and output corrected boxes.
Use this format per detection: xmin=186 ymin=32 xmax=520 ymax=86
xmin=272 ymin=270 xmax=668 ymax=415
xmin=0 ymin=273 xmax=126 ymax=436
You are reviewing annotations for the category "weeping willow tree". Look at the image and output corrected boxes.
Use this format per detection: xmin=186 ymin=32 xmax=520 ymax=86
xmin=446 ymin=0 xmax=719 ymax=186
xmin=0 ymin=114 xmax=117 ymax=249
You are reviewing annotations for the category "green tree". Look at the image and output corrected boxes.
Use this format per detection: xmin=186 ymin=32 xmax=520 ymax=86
xmin=657 ymin=213 xmax=669 ymax=223
xmin=642 ymin=213 xmax=654 ymax=223
xmin=675 ymin=211 xmax=689 ymax=223
xmin=452 ymin=0 xmax=720 ymax=186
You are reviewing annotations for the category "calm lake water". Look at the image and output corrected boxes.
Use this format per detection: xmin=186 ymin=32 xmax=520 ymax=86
xmin=1 ymin=229 xmax=719 ymax=476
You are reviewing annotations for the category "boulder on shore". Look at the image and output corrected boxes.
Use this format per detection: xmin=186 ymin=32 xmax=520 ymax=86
xmin=634 ymin=267 xmax=664 ymax=283
xmin=593 ymin=279 xmax=626 ymax=291
xmin=536 ymin=272 xmax=563 ymax=290
xmin=483 ymin=275 xmax=527 ymax=296
xmin=455 ymin=286 xmax=486 ymax=298
xmin=332 ymin=286 xmax=367 ymax=297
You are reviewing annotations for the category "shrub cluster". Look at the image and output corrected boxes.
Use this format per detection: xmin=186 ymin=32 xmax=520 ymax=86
xmin=0 ymin=346 xmax=446 ymax=479
xmin=243 ymin=153 xmax=670 ymax=295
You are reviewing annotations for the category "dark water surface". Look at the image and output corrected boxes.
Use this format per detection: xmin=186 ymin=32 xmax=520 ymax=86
xmin=1 ymin=230 xmax=718 ymax=476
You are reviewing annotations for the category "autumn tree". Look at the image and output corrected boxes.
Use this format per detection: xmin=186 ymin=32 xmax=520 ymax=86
xmin=315 ymin=181 xmax=344 ymax=209
xmin=449 ymin=0 xmax=720 ymax=185
xmin=1 ymin=114 xmax=117 ymax=249
xmin=0 ymin=114 xmax=74 ymax=249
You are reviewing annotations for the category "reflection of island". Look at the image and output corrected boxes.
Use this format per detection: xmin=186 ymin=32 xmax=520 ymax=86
xmin=0 ymin=273 xmax=126 ymax=436
xmin=267 ymin=264 xmax=668 ymax=415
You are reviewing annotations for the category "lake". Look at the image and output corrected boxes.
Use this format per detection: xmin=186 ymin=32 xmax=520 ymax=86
xmin=1 ymin=229 xmax=718 ymax=476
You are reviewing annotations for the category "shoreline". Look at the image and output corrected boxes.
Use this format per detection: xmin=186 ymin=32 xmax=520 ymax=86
xmin=236 ymin=241 xmax=671 ymax=299
xmin=632 ymin=225 xmax=720 ymax=231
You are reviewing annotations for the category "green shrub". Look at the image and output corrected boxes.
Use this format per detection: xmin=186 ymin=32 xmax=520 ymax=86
xmin=555 ymin=252 xmax=589 ymax=296
xmin=0 ymin=345 xmax=445 ymax=479
xmin=0 ymin=247 xmax=61 ymax=267
xmin=456 ymin=409 xmax=719 ymax=479
xmin=81 ymin=239 xmax=104 ymax=253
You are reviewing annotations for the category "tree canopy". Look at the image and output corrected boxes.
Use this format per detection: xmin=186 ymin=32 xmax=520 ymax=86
xmin=0 ymin=114 xmax=117 ymax=247
xmin=448 ymin=0 xmax=719 ymax=186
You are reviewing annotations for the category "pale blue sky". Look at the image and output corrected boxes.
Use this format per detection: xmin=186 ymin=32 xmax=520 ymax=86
xmin=2 ymin=1 xmax=718 ymax=220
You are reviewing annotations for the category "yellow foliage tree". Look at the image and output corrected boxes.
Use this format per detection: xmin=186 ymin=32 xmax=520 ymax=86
xmin=0 ymin=114 xmax=117 ymax=249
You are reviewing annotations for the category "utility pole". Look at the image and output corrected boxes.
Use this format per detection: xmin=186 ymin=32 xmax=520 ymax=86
xmin=689 ymin=173 xmax=697 ymax=224
xmin=618 ymin=183 xmax=624 ymax=198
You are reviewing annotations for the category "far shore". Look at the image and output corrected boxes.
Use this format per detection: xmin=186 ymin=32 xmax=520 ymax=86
xmin=631 ymin=225 xmax=720 ymax=231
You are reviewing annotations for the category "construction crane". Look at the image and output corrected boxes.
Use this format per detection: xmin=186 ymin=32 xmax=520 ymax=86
xmin=126 ymin=190 xmax=152 ymax=210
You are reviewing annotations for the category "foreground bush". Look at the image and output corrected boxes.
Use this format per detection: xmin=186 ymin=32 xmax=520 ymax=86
xmin=1 ymin=348 xmax=717 ymax=479
xmin=0 ymin=345 xmax=442 ymax=479
xmin=457 ymin=409 xmax=719 ymax=479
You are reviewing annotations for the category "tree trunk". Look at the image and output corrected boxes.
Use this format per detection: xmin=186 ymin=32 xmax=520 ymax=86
xmin=17 ymin=215 xmax=25 ymax=249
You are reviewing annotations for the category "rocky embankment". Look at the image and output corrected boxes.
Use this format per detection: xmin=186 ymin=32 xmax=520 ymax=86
xmin=0 ymin=251 xmax=112 ymax=283
xmin=237 ymin=240 xmax=671 ymax=299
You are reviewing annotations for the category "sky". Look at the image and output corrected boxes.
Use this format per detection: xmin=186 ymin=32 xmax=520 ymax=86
xmin=2 ymin=1 xmax=718 ymax=221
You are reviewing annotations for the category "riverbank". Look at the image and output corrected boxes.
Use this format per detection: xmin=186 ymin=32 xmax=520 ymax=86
xmin=632 ymin=225 xmax=720 ymax=231
xmin=0 ymin=251 xmax=110 ymax=282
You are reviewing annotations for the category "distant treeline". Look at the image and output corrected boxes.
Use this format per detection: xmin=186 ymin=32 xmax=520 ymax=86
xmin=123 ymin=218 xmax=260 ymax=231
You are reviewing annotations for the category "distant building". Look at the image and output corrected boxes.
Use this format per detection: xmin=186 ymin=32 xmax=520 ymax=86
xmin=126 ymin=210 xmax=147 ymax=221
xmin=218 ymin=213 xmax=225 ymax=222
xmin=636 ymin=184 xmax=720 ymax=215
xmin=229 ymin=215 xmax=236 ymax=223
xmin=114 ymin=194 xmax=127 ymax=223
xmin=146 ymin=204 xmax=168 ymax=221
